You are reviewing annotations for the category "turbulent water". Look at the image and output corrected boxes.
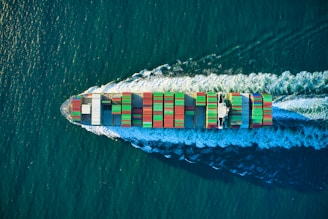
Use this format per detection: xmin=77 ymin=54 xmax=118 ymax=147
xmin=62 ymin=56 xmax=328 ymax=190
xmin=2 ymin=0 xmax=328 ymax=217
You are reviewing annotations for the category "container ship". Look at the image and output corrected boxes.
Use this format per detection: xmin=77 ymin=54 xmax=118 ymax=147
xmin=62 ymin=92 xmax=272 ymax=129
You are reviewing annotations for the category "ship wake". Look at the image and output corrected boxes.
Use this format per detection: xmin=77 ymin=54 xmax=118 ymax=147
xmin=66 ymin=56 xmax=328 ymax=190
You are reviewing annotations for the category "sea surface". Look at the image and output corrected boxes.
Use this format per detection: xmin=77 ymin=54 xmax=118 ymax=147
xmin=1 ymin=0 xmax=328 ymax=218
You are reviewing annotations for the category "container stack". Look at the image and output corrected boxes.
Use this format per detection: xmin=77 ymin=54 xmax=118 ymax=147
xmin=250 ymin=93 xmax=263 ymax=128
xmin=174 ymin=93 xmax=185 ymax=128
xmin=142 ymin=92 xmax=153 ymax=128
xmin=164 ymin=92 xmax=174 ymax=128
xmin=101 ymin=99 xmax=111 ymax=111
xmin=101 ymin=99 xmax=111 ymax=105
xmin=206 ymin=92 xmax=218 ymax=128
xmin=185 ymin=106 xmax=195 ymax=116
xmin=111 ymin=95 xmax=122 ymax=115
xmin=240 ymin=93 xmax=250 ymax=128
xmin=195 ymin=92 xmax=206 ymax=106
xmin=132 ymin=108 xmax=142 ymax=126
xmin=71 ymin=96 xmax=82 ymax=122
xmin=261 ymin=93 xmax=272 ymax=126
xmin=228 ymin=93 xmax=242 ymax=128
xmin=153 ymin=92 xmax=164 ymax=128
xmin=121 ymin=92 xmax=132 ymax=127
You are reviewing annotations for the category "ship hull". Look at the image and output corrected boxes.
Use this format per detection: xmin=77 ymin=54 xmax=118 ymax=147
xmin=62 ymin=92 xmax=273 ymax=129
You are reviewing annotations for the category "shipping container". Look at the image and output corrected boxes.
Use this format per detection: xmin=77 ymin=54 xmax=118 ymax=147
xmin=71 ymin=96 xmax=82 ymax=122
xmin=195 ymin=92 xmax=206 ymax=106
xmin=185 ymin=106 xmax=195 ymax=116
xmin=121 ymin=92 xmax=132 ymax=127
xmin=206 ymin=92 xmax=218 ymax=128
xmin=111 ymin=95 xmax=122 ymax=115
xmin=227 ymin=93 xmax=242 ymax=128
xmin=132 ymin=108 xmax=142 ymax=126
xmin=261 ymin=93 xmax=273 ymax=126
xmin=174 ymin=93 xmax=185 ymax=128
xmin=250 ymin=93 xmax=263 ymax=128
xmin=164 ymin=92 xmax=174 ymax=128
xmin=67 ymin=91 xmax=273 ymax=129
xmin=142 ymin=92 xmax=153 ymax=128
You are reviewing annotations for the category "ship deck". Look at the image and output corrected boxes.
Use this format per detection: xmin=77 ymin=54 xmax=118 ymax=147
xmin=79 ymin=93 xmax=207 ymax=128
xmin=66 ymin=92 xmax=273 ymax=129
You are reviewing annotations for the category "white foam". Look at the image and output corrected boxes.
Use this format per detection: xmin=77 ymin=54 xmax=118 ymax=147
xmin=85 ymin=66 xmax=328 ymax=96
xmin=82 ymin=123 xmax=327 ymax=150
xmin=273 ymin=97 xmax=328 ymax=120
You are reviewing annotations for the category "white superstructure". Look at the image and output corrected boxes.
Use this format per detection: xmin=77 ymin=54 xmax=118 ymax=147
xmin=91 ymin=94 xmax=102 ymax=125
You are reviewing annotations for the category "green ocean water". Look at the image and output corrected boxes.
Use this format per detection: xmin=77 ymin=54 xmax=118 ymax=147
xmin=1 ymin=0 xmax=328 ymax=218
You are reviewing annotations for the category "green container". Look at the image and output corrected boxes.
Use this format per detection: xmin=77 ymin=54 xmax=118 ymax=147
xmin=175 ymin=93 xmax=184 ymax=98
xmin=196 ymin=95 xmax=206 ymax=106
xmin=230 ymin=115 xmax=242 ymax=120
xmin=112 ymin=105 xmax=121 ymax=113
xmin=153 ymin=115 xmax=163 ymax=120
xmin=101 ymin=100 xmax=111 ymax=104
xmin=71 ymin=111 xmax=81 ymax=116
xmin=133 ymin=120 xmax=142 ymax=125
xmin=197 ymin=96 xmax=206 ymax=101
xmin=208 ymin=113 xmax=217 ymax=116
xmin=143 ymin=123 xmax=152 ymax=128
xmin=122 ymin=105 xmax=131 ymax=110
xmin=164 ymin=92 xmax=173 ymax=96
xmin=175 ymin=100 xmax=184 ymax=105
xmin=261 ymin=94 xmax=272 ymax=101
xmin=206 ymin=92 xmax=216 ymax=96
xmin=122 ymin=117 xmax=131 ymax=122
xmin=229 ymin=121 xmax=242 ymax=125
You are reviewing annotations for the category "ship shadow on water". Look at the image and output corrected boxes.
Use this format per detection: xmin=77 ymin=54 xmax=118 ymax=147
xmin=134 ymin=105 xmax=328 ymax=192
xmin=149 ymin=152 xmax=235 ymax=183
xmin=72 ymin=101 xmax=328 ymax=192
xmin=148 ymin=145 xmax=328 ymax=192
xmin=272 ymin=106 xmax=328 ymax=128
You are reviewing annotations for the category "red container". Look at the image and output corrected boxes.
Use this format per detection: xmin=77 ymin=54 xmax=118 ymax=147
xmin=72 ymin=106 xmax=80 ymax=110
xmin=207 ymin=124 xmax=217 ymax=129
xmin=185 ymin=106 xmax=195 ymax=110
xmin=72 ymin=102 xmax=80 ymax=106
xmin=133 ymin=108 xmax=143 ymax=113
xmin=231 ymin=92 xmax=240 ymax=96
